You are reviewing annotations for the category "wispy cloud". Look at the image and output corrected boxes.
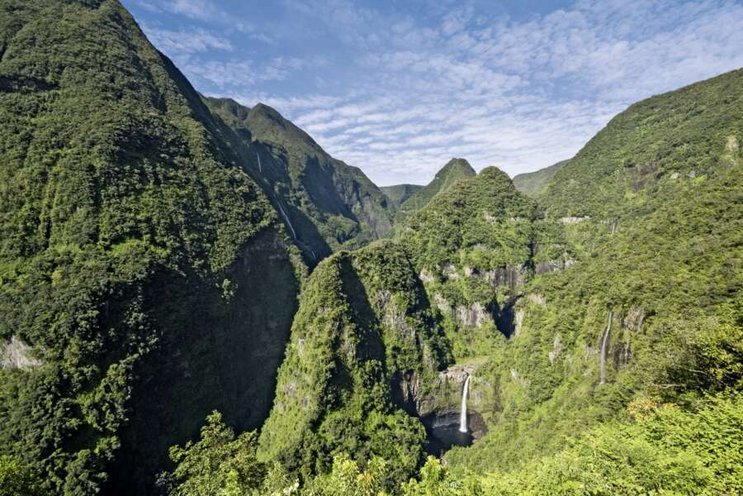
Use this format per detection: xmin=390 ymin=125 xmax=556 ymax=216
xmin=260 ymin=0 xmax=743 ymax=184
xmin=142 ymin=25 xmax=232 ymax=54
xmin=125 ymin=0 xmax=743 ymax=185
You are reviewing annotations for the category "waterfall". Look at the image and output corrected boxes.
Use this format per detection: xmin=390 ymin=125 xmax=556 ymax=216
xmin=459 ymin=375 xmax=471 ymax=433
xmin=277 ymin=204 xmax=297 ymax=240
xmin=600 ymin=311 xmax=613 ymax=385
xmin=256 ymin=152 xmax=262 ymax=173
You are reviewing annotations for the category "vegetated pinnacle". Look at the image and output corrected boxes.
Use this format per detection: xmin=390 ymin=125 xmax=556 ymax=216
xmin=478 ymin=165 xmax=516 ymax=186
xmin=436 ymin=158 xmax=477 ymax=180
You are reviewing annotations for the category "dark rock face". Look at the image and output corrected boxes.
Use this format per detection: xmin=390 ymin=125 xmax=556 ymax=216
xmin=478 ymin=265 xmax=526 ymax=291
xmin=106 ymin=230 xmax=300 ymax=495
xmin=393 ymin=370 xmax=423 ymax=416
xmin=496 ymin=296 xmax=521 ymax=337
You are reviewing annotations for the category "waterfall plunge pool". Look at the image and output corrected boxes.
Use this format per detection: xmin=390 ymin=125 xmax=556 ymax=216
xmin=420 ymin=409 xmax=487 ymax=456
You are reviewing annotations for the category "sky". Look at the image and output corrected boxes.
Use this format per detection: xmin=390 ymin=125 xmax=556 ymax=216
xmin=122 ymin=0 xmax=743 ymax=186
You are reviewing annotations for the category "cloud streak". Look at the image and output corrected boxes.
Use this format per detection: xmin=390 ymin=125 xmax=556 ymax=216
xmin=124 ymin=0 xmax=743 ymax=185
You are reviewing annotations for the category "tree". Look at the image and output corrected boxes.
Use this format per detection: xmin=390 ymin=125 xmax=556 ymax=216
xmin=0 ymin=455 xmax=43 ymax=496
xmin=168 ymin=411 xmax=266 ymax=496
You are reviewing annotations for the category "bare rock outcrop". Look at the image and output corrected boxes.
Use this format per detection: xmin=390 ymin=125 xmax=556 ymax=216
xmin=1 ymin=336 xmax=42 ymax=370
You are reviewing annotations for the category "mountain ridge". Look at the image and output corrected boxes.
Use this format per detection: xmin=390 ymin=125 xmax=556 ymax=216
xmin=204 ymin=96 xmax=395 ymax=261
xmin=394 ymin=157 xmax=476 ymax=223
xmin=512 ymin=160 xmax=568 ymax=198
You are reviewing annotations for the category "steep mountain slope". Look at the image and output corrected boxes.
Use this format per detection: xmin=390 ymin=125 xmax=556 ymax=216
xmin=512 ymin=160 xmax=568 ymax=197
xmin=401 ymin=167 xmax=570 ymax=357
xmin=542 ymin=68 xmax=743 ymax=218
xmin=447 ymin=153 xmax=743 ymax=478
xmin=0 ymin=1 xmax=302 ymax=494
xmin=205 ymin=97 xmax=394 ymax=261
xmin=380 ymin=184 xmax=423 ymax=209
xmin=395 ymin=158 xmax=476 ymax=221
xmin=258 ymin=241 xmax=452 ymax=487
xmin=438 ymin=70 xmax=743 ymax=480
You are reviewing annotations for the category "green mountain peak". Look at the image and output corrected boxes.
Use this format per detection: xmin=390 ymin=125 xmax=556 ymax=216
xmin=396 ymin=157 xmax=477 ymax=220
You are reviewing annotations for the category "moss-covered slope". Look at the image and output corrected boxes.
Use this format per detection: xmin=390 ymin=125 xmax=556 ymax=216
xmin=541 ymin=68 xmax=743 ymax=218
xmin=205 ymin=97 xmax=395 ymax=261
xmin=258 ymin=241 xmax=451 ymax=486
xmin=0 ymin=1 xmax=302 ymax=493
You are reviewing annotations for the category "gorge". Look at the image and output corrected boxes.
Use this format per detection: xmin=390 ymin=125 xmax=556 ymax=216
xmin=0 ymin=1 xmax=742 ymax=495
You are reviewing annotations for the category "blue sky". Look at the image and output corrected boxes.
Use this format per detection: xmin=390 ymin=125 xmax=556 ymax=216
xmin=123 ymin=0 xmax=743 ymax=186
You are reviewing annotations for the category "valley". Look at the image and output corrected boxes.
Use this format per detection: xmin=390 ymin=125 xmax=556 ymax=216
xmin=0 ymin=1 xmax=741 ymax=495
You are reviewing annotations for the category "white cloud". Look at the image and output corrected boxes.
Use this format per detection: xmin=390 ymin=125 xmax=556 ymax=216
xmin=135 ymin=0 xmax=743 ymax=185
xmin=142 ymin=26 xmax=232 ymax=54
xmin=164 ymin=0 xmax=216 ymax=20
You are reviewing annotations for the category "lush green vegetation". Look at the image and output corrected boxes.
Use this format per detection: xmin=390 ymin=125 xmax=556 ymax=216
xmin=258 ymin=240 xmax=452 ymax=489
xmin=205 ymin=97 xmax=395 ymax=261
xmin=403 ymin=166 xmax=539 ymax=271
xmin=394 ymin=158 xmax=476 ymax=223
xmin=542 ymin=68 xmax=743 ymax=218
xmin=2 ymin=0 xmax=742 ymax=494
xmin=380 ymin=184 xmax=423 ymax=209
xmin=0 ymin=1 xmax=301 ymax=493
xmin=165 ymin=393 xmax=743 ymax=495
xmin=399 ymin=166 xmax=570 ymax=358
xmin=512 ymin=159 xmax=568 ymax=197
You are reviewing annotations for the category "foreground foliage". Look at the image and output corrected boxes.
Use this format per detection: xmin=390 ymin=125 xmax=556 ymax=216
xmin=169 ymin=393 xmax=743 ymax=495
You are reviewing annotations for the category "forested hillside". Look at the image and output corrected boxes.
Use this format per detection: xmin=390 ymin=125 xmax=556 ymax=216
xmin=512 ymin=159 xmax=567 ymax=197
xmin=205 ymin=97 xmax=394 ymax=261
xmin=380 ymin=184 xmax=423 ymax=209
xmin=401 ymin=166 xmax=570 ymax=357
xmin=258 ymin=241 xmax=452 ymax=489
xmin=394 ymin=158 xmax=476 ymax=222
xmin=542 ymin=68 xmax=743 ymax=218
xmin=0 ymin=1 xmax=302 ymax=493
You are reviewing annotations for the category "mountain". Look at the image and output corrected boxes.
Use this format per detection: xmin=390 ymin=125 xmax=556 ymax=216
xmin=1 ymin=0 xmax=742 ymax=494
xmin=400 ymin=166 xmax=569 ymax=356
xmin=395 ymin=158 xmax=476 ymax=221
xmin=258 ymin=240 xmax=452 ymax=487
xmin=205 ymin=97 xmax=394 ymax=261
xmin=380 ymin=184 xmax=423 ymax=208
xmin=0 ymin=1 xmax=302 ymax=493
xmin=541 ymin=68 xmax=743 ymax=218
xmin=512 ymin=160 xmax=568 ymax=197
